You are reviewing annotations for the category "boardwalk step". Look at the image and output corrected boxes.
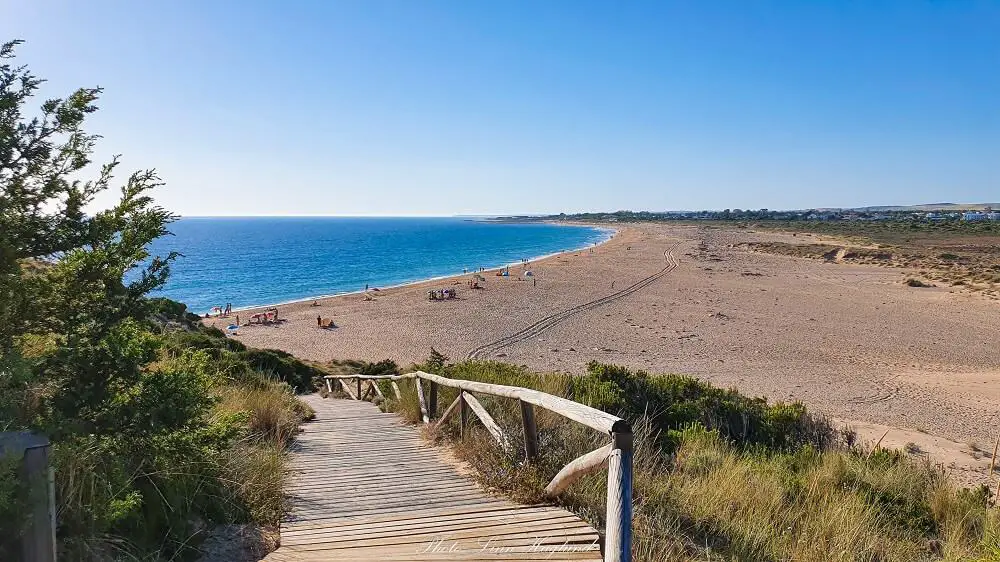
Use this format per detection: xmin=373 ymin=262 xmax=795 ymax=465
xmin=262 ymin=396 xmax=602 ymax=562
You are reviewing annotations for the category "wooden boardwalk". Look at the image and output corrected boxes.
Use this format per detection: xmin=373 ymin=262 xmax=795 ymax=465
xmin=263 ymin=395 xmax=603 ymax=561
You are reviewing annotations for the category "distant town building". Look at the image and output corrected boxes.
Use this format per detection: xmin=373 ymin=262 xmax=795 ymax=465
xmin=962 ymin=211 xmax=988 ymax=222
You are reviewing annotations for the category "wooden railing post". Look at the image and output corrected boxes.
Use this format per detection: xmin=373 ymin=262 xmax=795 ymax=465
xmin=429 ymin=381 xmax=439 ymax=419
xmin=356 ymin=378 xmax=362 ymax=401
xmin=520 ymin=400 xmax=539 ymax=461
xmin=459 ymin=391 xmax=468 ymax=439
xmin=415 ymin=378 xmax=430 ymax=423
xmin=604 ymin=422 xmax=633 ymax=562
xmin=1 ymin=432 xmax=56 ymax=562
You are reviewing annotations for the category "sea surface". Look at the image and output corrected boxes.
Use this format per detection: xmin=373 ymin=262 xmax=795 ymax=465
xmin=144 ymin=217 xmax=611 ymax=314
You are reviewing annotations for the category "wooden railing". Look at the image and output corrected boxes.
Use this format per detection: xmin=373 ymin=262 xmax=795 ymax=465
xmin=324 ymin=371 xmax=633 ymax=562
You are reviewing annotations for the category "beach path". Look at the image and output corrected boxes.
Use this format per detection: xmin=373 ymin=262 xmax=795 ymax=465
xmin=262 ymin=395 xmax=603 ymax=561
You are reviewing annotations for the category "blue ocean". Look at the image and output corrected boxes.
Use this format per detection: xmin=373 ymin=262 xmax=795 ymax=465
xmin=144 ymin=217 xmax=611 ymax=314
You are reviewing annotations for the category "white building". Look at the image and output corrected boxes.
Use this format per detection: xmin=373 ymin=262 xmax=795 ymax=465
xmin=963 ymin=212 xmax=988 ymax=222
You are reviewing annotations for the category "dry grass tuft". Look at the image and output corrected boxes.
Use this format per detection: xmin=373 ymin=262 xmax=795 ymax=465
xmin=215 ymin=381 xmax=313 ymax=445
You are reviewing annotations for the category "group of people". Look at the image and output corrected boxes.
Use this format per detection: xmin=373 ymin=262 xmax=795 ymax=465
xmin=207 ymin=302 xmax=234 ymax=318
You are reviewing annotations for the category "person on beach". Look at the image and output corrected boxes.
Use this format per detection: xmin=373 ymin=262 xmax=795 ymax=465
xmin=317 ymin=315 xmax=322 ymax=326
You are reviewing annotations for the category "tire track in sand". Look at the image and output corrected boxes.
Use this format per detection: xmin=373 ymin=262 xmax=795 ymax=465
xmin=467 ymin=241 xmax=681 ymax=360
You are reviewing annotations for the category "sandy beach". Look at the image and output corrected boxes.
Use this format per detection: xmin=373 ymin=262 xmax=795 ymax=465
xmin=210 ymin=223 xmax=1000 ymax=486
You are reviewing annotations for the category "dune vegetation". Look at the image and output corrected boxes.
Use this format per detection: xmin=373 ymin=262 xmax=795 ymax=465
xmin=353 ymin=357 xmax=1000 ymax=562
xmin=740 ymin=220 xmax=1000 ymax=299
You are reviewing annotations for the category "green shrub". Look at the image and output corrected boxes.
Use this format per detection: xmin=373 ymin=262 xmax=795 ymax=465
xmin=580 ymin=362 xmax=835 ymax=451
xmin=0 ymin=456 xmax=27 ymax=559
xmin=147 ymin=297 xmax=202 ymax=326
xmin=358 ymin=359 xmax=399 ymax=377
xmin=234 ymin=348 xmax=324 ymax=392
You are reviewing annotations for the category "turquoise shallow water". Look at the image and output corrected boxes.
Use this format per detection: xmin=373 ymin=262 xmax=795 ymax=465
xmin=145 ymin=217 xmax=611 ymax=314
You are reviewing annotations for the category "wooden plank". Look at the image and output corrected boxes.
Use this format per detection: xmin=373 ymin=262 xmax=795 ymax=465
xmin=281 ymin=500 xmax=517 ymax=531
xmin=281 ymin=502 xmax=537 ymax=532
xmin=281 ymin=506 xmax=570 ymax=538
xmin=544 ymin=444 xmax=611 ymax=497
xmin=325 ymin=371 xmax=622 ymax=433
xmin=461 ymin=393 xmax=507 ymax=447
xmin=282 ymin=518 xmax=596 ymax=551
xmin=435 ymin=394 xmax=464 ymax=430
xmin=419 ymin=372 xmax=620 ymax=434
xmin=282 ymin=511 xmax=589 ymax=544
xmin=339 ymin=379 xmax=358 ymax=400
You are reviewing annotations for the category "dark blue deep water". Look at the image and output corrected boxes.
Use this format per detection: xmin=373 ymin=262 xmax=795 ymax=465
xmin=145 ymin=217 xmax=611 ymax=313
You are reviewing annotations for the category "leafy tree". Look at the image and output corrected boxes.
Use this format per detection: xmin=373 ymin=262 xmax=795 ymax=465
xmin=1 ymin=41 xmax=320 ymax=559
xmin=0 ymin=38 xmax=176 ymax=431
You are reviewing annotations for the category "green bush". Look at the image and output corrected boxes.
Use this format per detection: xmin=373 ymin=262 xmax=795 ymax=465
xmin=0 ymin=456 xmax=27 ymax=560
xmin=358 ymin=359 xmax=399 ymax=377
xmin=580 ymin=362 xmax=835 ymax=451
xmin=147 ymin=297 xmax=202 ymax=326
xmin=234 ymin=348 xmax=324 ymax=392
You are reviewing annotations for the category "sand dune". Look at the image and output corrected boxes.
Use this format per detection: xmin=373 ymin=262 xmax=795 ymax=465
xmin=210 ymin=223 xmax=1000 ymax=486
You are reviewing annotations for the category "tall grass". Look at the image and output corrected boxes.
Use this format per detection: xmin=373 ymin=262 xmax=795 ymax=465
xmin=375 ymin=359 xmax=998 ymax=562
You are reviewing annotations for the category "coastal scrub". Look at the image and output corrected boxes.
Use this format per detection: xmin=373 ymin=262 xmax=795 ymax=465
xmin=365 ymin=358 xmax=999 ymax=561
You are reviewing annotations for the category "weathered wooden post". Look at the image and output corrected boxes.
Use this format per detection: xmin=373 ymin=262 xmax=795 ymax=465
xmin=0 ymin=432 xmax=56 ymax=562
xmin=519 ymin=400 xmax=539 ymax=461
xmin=604 ymin=421 xmax=633 ymax=562
xmin=415 ymin=378 xmax=430 ymax=423
xmin=429 ymin=381 xmax=439 ymax=419
xmin=356 ymin=378 xmax=362 ymax=401
xmin=324 ymin=378 xmax=332 ymax=395
xmin=459 ymin=391 xmax=468 ymax=438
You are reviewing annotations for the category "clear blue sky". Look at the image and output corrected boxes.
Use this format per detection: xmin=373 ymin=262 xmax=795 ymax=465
xmin=5 ymin=1 xmax=998 ymax=216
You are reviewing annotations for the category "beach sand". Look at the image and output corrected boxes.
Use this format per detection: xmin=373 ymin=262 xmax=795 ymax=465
xmin=209 ymin=223 xmax=1000 ymax=486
